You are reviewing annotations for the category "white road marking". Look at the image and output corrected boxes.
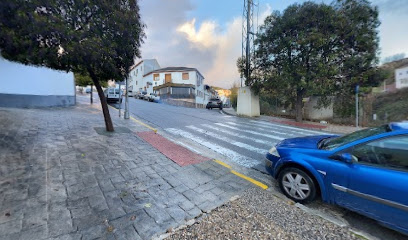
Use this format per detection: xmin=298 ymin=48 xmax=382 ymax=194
xmin=215 ymin=123 xmax=284 ymax=141
xmin=165 ymin=128 xmax=259 ymax=168
xmin=225 ymin=122 xmax=295 ymax=137
xmin=202 ymin=124 xmax=276 ymax=146
xmin=186 ymin=125 xmax=267 ymax=155
xmin=249 ymin=120 xmax=324 ymax=135
xmin=233 ymin=121 xmax=309 ymax=136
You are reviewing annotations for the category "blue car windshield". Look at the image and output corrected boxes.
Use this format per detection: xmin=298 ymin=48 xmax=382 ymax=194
xmin=322 ymin=124 xmax=391 ymax=150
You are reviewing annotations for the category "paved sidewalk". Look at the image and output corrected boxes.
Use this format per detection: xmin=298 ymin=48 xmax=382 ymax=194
xmin=223 ymin=107 xmax=359 ymax=134
xmin=0 ymin=104 xmax=253 ymax=240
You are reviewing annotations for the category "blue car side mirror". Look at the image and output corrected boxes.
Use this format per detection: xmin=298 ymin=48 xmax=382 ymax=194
xmin=339 ymin=153 xmax=354 ymax=163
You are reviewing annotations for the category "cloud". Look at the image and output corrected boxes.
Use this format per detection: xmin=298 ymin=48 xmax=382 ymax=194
xmin=139 ymin=0 xmax=272 ymax=89
xmin=372 ymin=0 xmax=408 ymax=61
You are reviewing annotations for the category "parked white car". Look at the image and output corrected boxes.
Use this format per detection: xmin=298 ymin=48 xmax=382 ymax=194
xmin=104 ymin=87 xmax=122 ymax=103
xmin=147 ymin=93 xmax=160 ymax=102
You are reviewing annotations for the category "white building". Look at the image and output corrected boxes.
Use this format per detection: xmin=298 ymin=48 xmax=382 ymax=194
xmin=395 ymin=66 xmax=408 ymax=89
xmin=142 ymin=67 xmax=205 ymax=107
xmin=0 ymin=57 xmax=75 ymax=108
xmin=128 ymin=59 xmax=160 ymax=95
xmin=127 ymin=59 xmax=217 ymax=108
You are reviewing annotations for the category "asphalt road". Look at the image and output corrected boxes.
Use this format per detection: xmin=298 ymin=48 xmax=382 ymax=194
xmin=77 ymin=94 xmax=407 ymax=240
xmin=122 ymin=97 xmax=324 ymax=173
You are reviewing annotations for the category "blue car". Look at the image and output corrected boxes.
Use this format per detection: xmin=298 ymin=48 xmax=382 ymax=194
xmin=265 ymin=122 xmax=408 ymax=235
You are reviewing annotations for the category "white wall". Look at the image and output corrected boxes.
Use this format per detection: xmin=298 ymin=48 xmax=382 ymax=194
xmin=396 ymin=66 xmax=408 ymax=89
xmin=0 ymin=57 xmax=74 ymax=96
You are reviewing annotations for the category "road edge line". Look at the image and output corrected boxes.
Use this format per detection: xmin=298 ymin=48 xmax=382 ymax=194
xmin=213 ymin=159 xmax=268 ymax=190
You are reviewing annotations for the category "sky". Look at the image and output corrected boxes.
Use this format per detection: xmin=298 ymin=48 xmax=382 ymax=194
xmin=138 ymin=0 xmax=408 ymax=89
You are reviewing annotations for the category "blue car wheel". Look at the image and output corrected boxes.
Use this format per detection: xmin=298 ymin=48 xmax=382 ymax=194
xmin=278 ymin=167 xmax=317 ymax=203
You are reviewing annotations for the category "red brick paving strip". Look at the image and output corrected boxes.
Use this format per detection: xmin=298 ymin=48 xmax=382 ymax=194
xmin=137 ymin=131 xmax=210 ymax=166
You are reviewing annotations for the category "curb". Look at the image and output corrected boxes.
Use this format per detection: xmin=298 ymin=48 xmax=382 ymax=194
xmin=221 ymin=109 xmax=237 ymax=116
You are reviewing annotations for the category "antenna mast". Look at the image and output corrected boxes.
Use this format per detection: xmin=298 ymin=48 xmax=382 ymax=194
xmin=241 ymin=0 xmax=258 ymax=87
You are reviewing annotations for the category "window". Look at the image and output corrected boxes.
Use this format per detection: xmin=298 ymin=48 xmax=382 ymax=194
xmin=351 ymin=135 xmax=408 ymax=170
xmin=165 ymin=74 xmax=171 ymax=83
xmin=322 ymin=125 xmax=391 ymax=150
xmin=136 ymin=81 xmax=138 ymax=85
xmin=154 ymin=74 xmax=160 ymax=81
xmin=182 ymin=73 xmax=189 ymax=80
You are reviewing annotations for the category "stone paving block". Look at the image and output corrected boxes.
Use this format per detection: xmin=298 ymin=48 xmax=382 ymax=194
xmin=0 ymin=205 xmax=24 ymax=225
xmin=145 ymin=205 xmax=173 ymax=224
xmin=48 ymin=208 xmax=73 ymax=237
xmin=0 ymin=219 xmax=22 ymax=236
xmin=97 ymin=179 xmax=115 ymax=193
xmin=70 ymin=206 xmax=93 ymax=219
xmin=49 ymin=233 xmax=83 ymax=240
xmin=22 ymin=206 xmax=47 ymax=230
xmin=20 ymin=224 xmax=47 ymax=240
xmin=210 ymin=186 xmax=225 ymax=196
xmin=96 ymin=207 xmax=126 ymax=221
xmin=81 ymin=174 xmax=98 ymax=188
xmin=110 ymin=175 xmax=126 ymax=184
xmin=163 ymin=175 xmax=182 ymax=188
xmin=178 ymin=198 xmax=195 ymax=211
xmin=115 ymin=225 xmax=142 ymax=240
xmin=88 ymin=194 xmax=109 ymax=212
xmin=165 ymin=205 xmax=187 ymax=224
xmin=197 ymin=197 xmax=225 ymax=213
xmin=182 ymin=189 xmax=206 ymax=205
xmin=173 ymin=184 xmax=189 ymax=193
xmin=72 ymin=213 xmax=103 ymax=231
xmin=121 ymin=197 xmax=150 ymax=214
xmin=194 ymin=182 xmax=216 ymax=194
xmin=67 ymin=197 xmax=89 ymax=209
xmin=133 ymin=209 xmax=161 ymax=240
xmin=110 ymin=213 xmax=138 ymax=230
xmin=186 ymin=207 xmax=203 ymax=220
xmin=79 ymin=224 xmax=106 ymax=240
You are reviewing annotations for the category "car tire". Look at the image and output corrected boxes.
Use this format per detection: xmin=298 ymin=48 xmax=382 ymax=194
xmin=277 ymin=167 xmax=316 ymax=204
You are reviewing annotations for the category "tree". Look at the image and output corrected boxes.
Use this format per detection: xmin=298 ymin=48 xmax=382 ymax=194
xmin=254 ymin=2 xmax=340 ymax=122
xmin=251 ymin=0 xmax=380 ymax=122
xmin=0 ymin=0 xmax=145 ymax=131
xmin=333 ymin=0 xmax=380 ymax=94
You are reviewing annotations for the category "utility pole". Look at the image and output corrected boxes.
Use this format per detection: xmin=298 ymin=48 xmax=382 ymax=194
xmin=90 ymin=85 xmax=93 ymax=104
xmin=125 ymin=76 xmax=129 ymax=119
xmin=246 ymin=0 xmax=251 ymax=85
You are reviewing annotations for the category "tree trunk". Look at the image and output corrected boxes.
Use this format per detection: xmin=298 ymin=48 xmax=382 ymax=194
xmin=295 ymin=89 xmax=304 ymax=122
xmin=87 ymin=69 xmax=114 ymax=132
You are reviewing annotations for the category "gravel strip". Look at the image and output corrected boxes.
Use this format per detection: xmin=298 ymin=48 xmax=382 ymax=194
xmin=167 ymin=188 xmax=359 ymax=240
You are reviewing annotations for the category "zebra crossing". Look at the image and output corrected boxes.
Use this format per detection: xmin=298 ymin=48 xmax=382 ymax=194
xmin=165 ymin=120 xmax=324 ymax=171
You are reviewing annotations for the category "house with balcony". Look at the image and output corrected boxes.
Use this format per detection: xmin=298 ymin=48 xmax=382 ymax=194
xmin=128 ymin=59 xmax=160 ymax=96
xmin=145 ymin=67 xmax=209 ymax=107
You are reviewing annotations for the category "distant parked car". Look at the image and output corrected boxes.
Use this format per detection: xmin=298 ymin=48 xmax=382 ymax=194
xmin=206 ymin=98 xmax=223 ymax=110
xmin=127 ymin=90 xmax=134 ymax=97
xmin=137 ymin=91 xmax=147 ymax=99
xmin=147 ymin=93 xmax=160 ymax=102
xmin=85 ymin=88 xmax=92 ymax=93
xmin=265 ymin=122 xmax=408 ymax=235
xmin=104 ymin=87 xmax=122 ymax=103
